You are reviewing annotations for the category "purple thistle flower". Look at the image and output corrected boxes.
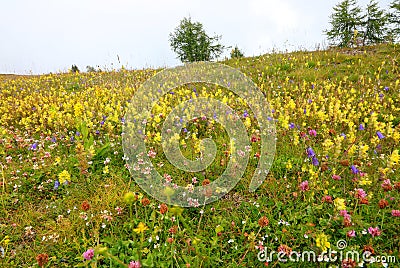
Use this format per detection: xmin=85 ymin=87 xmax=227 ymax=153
xmin=376 ymin=131 xmax=385 ymax=140
xmin=351 ymin=165 xmax=359 ymax=174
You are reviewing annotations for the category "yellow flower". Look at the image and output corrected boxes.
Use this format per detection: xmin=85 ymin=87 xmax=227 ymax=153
xmin=103 ymin=166 xmax=109 ymax=174
xmin=133 ymin=222 xmax=148 ymax=234
xmin=58 ymin=170 xmax=70 ymax=184
xmin=315 ymin=233 xmax=330 ymax=252
xmin=334 ymin=198 xmax=346 ymax=211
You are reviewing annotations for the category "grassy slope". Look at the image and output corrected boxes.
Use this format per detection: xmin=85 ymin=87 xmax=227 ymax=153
xmin=0 ymin=44 xmax=399 ymax=267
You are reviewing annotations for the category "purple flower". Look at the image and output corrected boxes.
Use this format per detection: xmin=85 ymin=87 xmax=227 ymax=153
xmin=303 ymin=108 xmax=307 ymax=114
xmin=384 ymin=86 xmax=389 ymax=91
xmin=340 ymin=133 xmax=346 ymax=139
xmin=243 ymin=111 xmax=249 ymax=118
xmin=100 ymin=121 xmax=105 ymax=125
xmin=312 ymin=156 xmax=319 ymax=166
xmin=83 ymin=248 xmax=94 ymax=260
xmin=76 ymin=131 xmax=80 ymax=136
xmin=376 ymin=131 xmax=385 ymax=139
xmin=289 ymin=123 xmax=295 ymax=129
xmin=306 ymin=147 xmax=315 ymax=158
xmin=351 ymin=165 xmax=359 ymax=174
xmin=359 ymin=124 xmax=364 ymax=130
xmin=51 ymin=137 xmax=57 ymax=143
xmin=54 ymin=180 xmax=60 ymax=190
xmin=309 ymin=129 xmax=317 ymax=137
xmin=31 ymin=142 xmax=38 ymax=150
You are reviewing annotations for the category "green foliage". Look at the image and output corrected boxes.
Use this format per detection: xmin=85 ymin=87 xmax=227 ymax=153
xmin=362 ymin=0 xmax=390 ymax=45
xmin=325 ymin=0 xmax=364 ymax=47
xmin=230 ymin=46 xmax=244 ymax=59
xmin=71 ymin=64 xmax=80 ymax=73
xmin=389 ymin=0 xmax=400 ymax=41
xmin=169 ymin=17 xmax=225 ymax=62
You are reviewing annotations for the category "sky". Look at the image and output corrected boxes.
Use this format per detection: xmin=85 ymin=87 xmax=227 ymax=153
xmin=0 ymin=0 xmax=393 ymax=74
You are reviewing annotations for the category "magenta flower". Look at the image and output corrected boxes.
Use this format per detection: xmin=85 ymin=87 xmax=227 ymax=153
xmin=354 ymin=188 xmax=367 ymax=199
xmin=392 ymin=210 xmax=400 ymax=217
xmin=299 ymin=180 xmax=309 ymax=191
xmin=308 ymin=129 xmax=317 ymax=137
xmin=346 ymin=230 xmax=356 ymax=238
xmin=332 ymin=174 xmax=341 ymax=180
xmin=83 ymin=249 xmax=94 ymax=261
xmin=129 ymin=261 xmax=141 ymax=268
xmin=368 ymin=227 xmax=381 ymax=237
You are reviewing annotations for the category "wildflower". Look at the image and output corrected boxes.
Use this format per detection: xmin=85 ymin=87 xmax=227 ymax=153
xmin=58 ymin=170 xmax=70 ymax=184
xmin=159 ymin=203 xmax=168 ymax=214
xmin=315 ymin=233 xmax=330 ymax=251
xmin=341 ymin=259 xmax=357 ymax=268
xmin=299 ymin=180 xmax=309 ymax=191
xmin=129 ymin=261 xmax=141 ymax=268
xmin=350 ymin=165 xmax=359 ymax=174
xmin=258 ymin=216 xmax=269 ymax=227
xmin=321 ymin=195 xmax=332 ymax=203
xmin=306 ymin=147 xmax=315 ymax=157
xmin=381 ymin=179 xmax=392 ymax=191
xmin=36 ymin=253 xmax=49 ymax=267
xmin=363 ymin=245 xmax=375 ymax=255
xmin=309 ymin=129 xmax=317 ymax=137
xmin=359 ymin=124 xmax=365 ymax=130
xmin=81 ymin=201 xmax=90 ymax=211
xmin=334 ymin=198 xmax=346 ymax=210
xmin=392 ymin=210 xmax=400 ymax=217
xmin=123 ymin=192 xmax=137 ymax=205
xmin=339 ymin=159 xmax=350 ymax=166
xmin=367 ymin=227 xmax=381 ymax=237
xmin=278 ymin=244 xmax=292 ymax=255
xmin=141 ymin=197 xmax=150 ymax=206
xmin=83 ymin=248 xmax=94 ymax=260
xmin=54 ymin=180 xmax=60 ymax=190
xmin=376 ymin=131 xmax=385 ymax=140
xmin=133 ymin=222 xmax=148 ymax=234
xmin=347 ymin=230 xmax=356 ymax=238
xmin=378 ymin=199 xmax=389 ymax=209
xmin=332 ymin=174 xmax=341 ymax=180
xmin=354 ymin=188 xmax=367 ymax=199
xmin=312 ymin=156 xmax=319 ymax=166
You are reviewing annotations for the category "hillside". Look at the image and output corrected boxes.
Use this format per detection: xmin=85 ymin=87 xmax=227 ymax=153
xmin=0 ymin=44 xmax=399 ymax=267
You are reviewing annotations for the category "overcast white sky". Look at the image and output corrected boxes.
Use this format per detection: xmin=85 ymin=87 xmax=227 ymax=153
xmin=0 ymin=0 xmax=393 ymax=74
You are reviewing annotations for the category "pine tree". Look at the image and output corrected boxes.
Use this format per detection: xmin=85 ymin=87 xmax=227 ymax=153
xmin=388 ymin=0 xmax=400 ymax=41
xmin=169 ymin=17 xmax=225 ymax=62
xmin=362 ymin=0 xmax=389 ymax=45
xmin=325 ymin=0 xmax=364 ymax=47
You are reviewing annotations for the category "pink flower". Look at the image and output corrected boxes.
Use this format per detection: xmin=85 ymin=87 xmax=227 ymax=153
xmin=299 ymin=180 xmax=309 ymax=191
xmin=346 ymin=230 xmax=356 ymax=238
xmin=392 ymin=210 xmax=400 ymax=217
xmin=308 ymin=129 xmax=317 ymax=137
xmin=354 ymin=188 xmax=367 ymax=199
xmin=129 ymin=261 xmax=141 ymax=268
xmin=83 ymin=249 xmax=94 ymax=260
xmin=332 ymin=174 xmax=341 ymax=180
xmin=368 ymin=227 xmax=381 ymax=237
